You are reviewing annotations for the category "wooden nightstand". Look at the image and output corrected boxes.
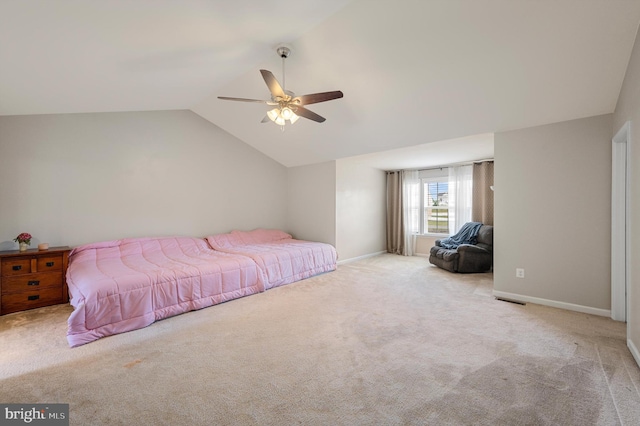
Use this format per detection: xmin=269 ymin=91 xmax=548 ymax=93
xmin=0 ymin=246 xmax=70 ymax=315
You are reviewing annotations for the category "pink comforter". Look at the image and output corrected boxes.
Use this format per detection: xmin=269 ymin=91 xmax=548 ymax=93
xmin=66 ymin=237 xmax=264 ymax=347
xmin=206 ymin=229 xmax=337 ymax=290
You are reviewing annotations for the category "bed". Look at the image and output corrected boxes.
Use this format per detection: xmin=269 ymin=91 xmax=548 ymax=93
xmin=206 ymin=229 xmax=337 ymax=290
xmin=66 ymin=236 xmax=264 ymax=347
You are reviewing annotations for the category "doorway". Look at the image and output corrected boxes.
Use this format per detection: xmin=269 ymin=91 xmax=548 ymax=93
xmin=611 ymin=121 xmax=630 ymax=322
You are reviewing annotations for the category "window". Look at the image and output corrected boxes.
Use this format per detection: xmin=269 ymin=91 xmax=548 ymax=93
xmin=416 ymin=168 xmax=451 ymax=235
xmin=408 ymin=166 xmax=473 ymax=236
xmin=423 ymin=180 xmax=449 ymax=233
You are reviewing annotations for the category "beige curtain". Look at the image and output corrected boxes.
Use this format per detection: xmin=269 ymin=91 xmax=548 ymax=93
xmin=472 ymin=161 xmax=494 ymax=225
xmin=386 ymin=171 xmax=404 ymax=254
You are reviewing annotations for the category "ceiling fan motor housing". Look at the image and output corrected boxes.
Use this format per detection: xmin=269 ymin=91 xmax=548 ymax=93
xmin=276 ymin=45 xmax=291 ymax=59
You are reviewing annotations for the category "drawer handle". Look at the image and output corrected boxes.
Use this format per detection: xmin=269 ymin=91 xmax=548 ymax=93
xmin=46 ymin=262 xmax=54 ymax=267
xmin=12 ymin=265 xmax=22 ymax=271
xmin=28 ymin=295 xmax=40 ymax=301
xmin=28 ymin=280 xmax=40 ymax=286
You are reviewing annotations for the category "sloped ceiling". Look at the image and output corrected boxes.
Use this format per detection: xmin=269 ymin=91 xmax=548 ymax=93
xmin=2 ymin=1 xmax=640 ymax=168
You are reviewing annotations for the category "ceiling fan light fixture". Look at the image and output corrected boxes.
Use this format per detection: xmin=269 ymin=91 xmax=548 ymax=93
xmin=267 ymin=108 xmax=280 ymax=122
xmin=281 ymin=106 xmax=294 ymax=120
xmin=267 ymin=108 xmax=286 ymax=125
xmin=273 ymin=112 xmax=286 ymax=126
xmin=267 ymin=107 xmax=299 ymax=127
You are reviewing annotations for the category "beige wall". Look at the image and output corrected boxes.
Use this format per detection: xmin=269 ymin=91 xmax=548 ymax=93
xmin=613 ymin=24 xmax=640 ymax=361
xmin=286 ymin=161 xmax=337 ymax=247
xmin=0 ymin=110 xmax=287 ymax=248
xmin=336 ymin=158 xmax=386 ymax=261
xmin=494 ymin=114 xmax=612 ymax=313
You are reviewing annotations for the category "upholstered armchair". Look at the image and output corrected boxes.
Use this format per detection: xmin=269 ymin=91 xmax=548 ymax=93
xmin=429 ymin=225 xmax=493 ymax=273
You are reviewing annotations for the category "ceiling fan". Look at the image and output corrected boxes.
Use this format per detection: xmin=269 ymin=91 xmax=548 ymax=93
xmin=218 ymin=45 xmax=343 ymax=128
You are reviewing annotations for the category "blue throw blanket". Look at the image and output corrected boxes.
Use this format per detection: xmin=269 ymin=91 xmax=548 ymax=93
xmin=439 ymin=222 xmax=483 ymax=249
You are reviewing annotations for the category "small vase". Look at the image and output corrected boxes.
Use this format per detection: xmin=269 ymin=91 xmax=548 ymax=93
xmin=19 ymin=242 xmax=28 ymax=252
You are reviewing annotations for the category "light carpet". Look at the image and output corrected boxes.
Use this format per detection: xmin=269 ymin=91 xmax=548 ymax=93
xmin=1 ymin=254 xmax=639 ymax=425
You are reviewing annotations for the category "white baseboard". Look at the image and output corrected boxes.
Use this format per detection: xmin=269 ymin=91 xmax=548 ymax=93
xmin=492 ymin=290 xmax=611 ymax=317
xmin=628 ymin=339 xmax=640 ymax=369
xmin=338 ymin=251 xmax=387 ymax=265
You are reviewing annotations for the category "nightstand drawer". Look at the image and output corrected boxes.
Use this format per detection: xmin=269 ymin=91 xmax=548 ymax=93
xmin=36 ymin=255 xmax=63 ymax=272
xmin=1 ymin=272 xmax=63 ymax=294
xmin=1 ymin=287 xmax=64 ymax=315
xmin=1 ymin=258 xmax=31 ymax=276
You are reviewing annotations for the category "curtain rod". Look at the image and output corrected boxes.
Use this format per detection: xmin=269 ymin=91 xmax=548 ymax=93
xmin=386 ymin=158 xmax=494 ymax=173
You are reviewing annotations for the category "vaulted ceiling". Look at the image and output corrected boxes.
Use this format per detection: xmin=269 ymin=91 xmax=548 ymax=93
xmin=2 ymin=1 xmax=640 ymax=167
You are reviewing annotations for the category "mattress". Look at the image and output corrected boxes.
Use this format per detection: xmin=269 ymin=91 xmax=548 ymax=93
xmin=206 ymin=229 xmax=337 ymax=290
xmin=66 ymin=236 xmax=264 ymax=347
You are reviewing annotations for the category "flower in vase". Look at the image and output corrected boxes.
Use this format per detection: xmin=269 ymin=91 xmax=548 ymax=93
xmin=14 ymin=232 xmax=32 ymax=245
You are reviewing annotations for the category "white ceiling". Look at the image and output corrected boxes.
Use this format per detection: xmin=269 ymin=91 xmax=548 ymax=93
xmin=2 ymin=1 xmax=640 ymax=168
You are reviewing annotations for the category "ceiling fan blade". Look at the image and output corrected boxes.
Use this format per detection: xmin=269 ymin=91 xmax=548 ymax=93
xmin=218 ymin=96 xmax=271 ymax=103
xmin=260 ymin=69 xmax=286 ymax=99
xmin=295 ymin=106 xmax=326 ymax=123
xmin=261 ymin=115 xmax=271 ymax=123
xmin=293 ymin=91 xmax=344 ymax=105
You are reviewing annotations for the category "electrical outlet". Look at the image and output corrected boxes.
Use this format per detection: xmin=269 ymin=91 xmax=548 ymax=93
xmin=516 ymin=268 xmax=525 ymax=278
